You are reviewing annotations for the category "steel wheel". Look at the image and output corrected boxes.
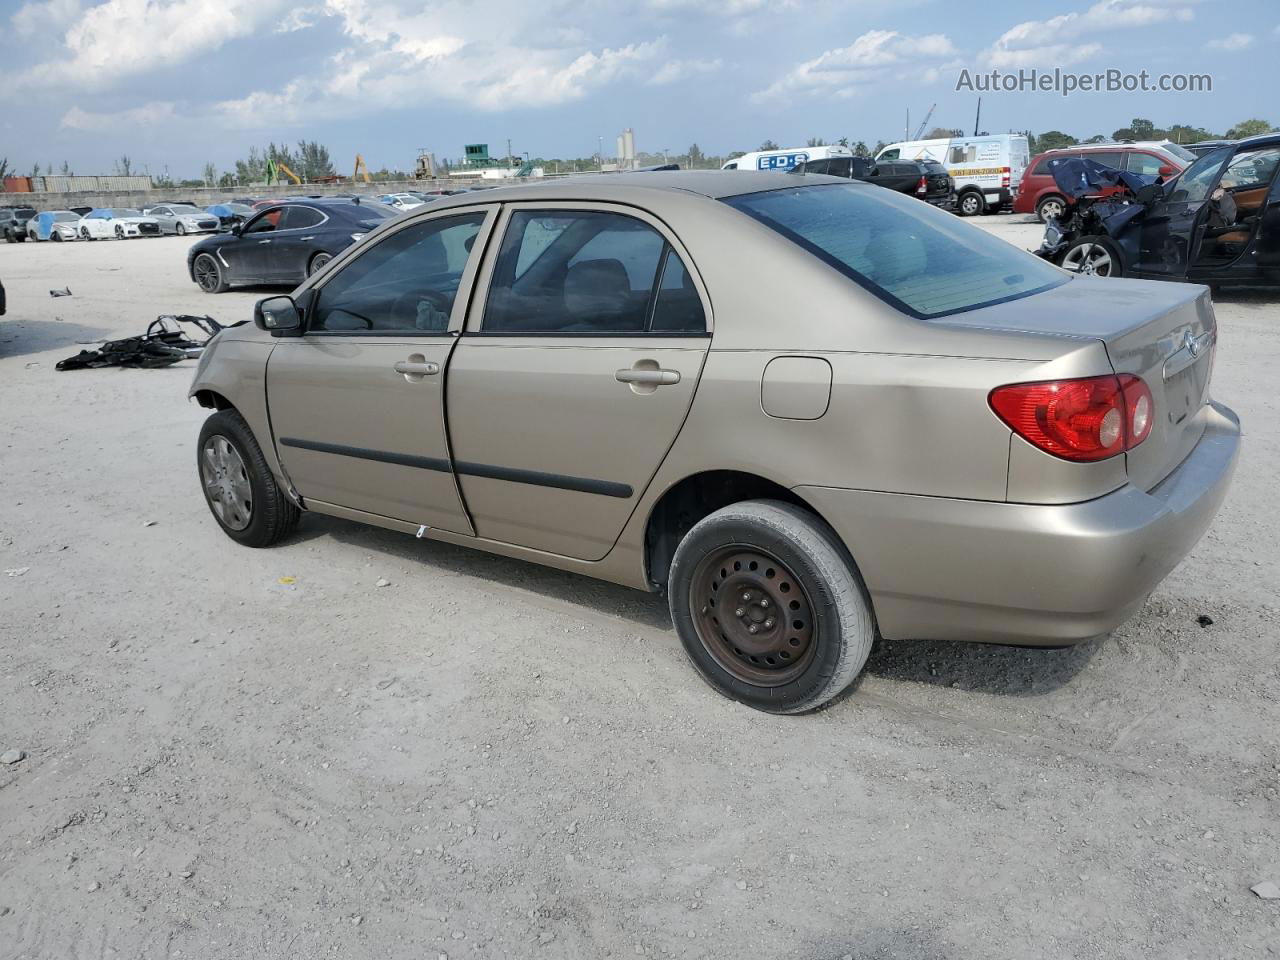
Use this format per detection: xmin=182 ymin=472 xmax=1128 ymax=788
xmin=201 ymin=435 xmax=253 ymax=531
xmin=689 ymin=546 xmax=817 ymax=686
xmin=1061 ymin=241 xmax=1114 ymax=276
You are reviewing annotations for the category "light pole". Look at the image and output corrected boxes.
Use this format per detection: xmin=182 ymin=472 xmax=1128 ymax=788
xmin=598 ymin=136 xmax=603 ymax=171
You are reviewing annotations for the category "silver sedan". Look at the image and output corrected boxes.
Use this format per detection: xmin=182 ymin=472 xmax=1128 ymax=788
xmin=144 ymin=204 xmax=221 ymax=236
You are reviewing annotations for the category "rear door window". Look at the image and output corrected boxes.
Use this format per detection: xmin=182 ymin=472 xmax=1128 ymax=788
xmin=725 ymin=183 xmax=1066 ymax=319
xmin=1124 ymin=152 xmax=1168 ymax=176
xmin=281 ymin=206 xmax=325 ymax=230
xmin=483 ymin=210 xmax=702 ymax=334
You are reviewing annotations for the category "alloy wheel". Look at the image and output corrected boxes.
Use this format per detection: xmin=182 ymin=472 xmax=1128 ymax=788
xmin=201 ymin=435 xmax=253 ymax=531
xmin=1039 ymin=198 xmax=1064 ymax=221
xmin=176 ymin=222 xmax=186 ymax=236
xmin=960 ymin=194 xmax=982 ymax=215
xmin=689 ymin=546 xmax=817 ymax=686
xmin=309 ymin=253 xmax=332 ymax=276
xmin=1061 ymin=242 xmax=1113 ymax=277
xmin=194 ymin=255 xmax=220 ymax=292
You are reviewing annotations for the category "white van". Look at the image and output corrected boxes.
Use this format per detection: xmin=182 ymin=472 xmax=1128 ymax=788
xmin=875 ymin=134 xmax=1030 ymax=215
xmin=723 ymin=145 xmax=853 ymax=173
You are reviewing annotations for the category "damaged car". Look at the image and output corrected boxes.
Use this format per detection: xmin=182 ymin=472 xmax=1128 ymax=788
xmin=1037 ymin=134 xmax=1280 ymax=287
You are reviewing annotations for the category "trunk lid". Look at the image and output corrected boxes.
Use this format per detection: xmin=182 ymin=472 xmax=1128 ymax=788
xmin=936 ymin=275 xmax=1216 ymax=491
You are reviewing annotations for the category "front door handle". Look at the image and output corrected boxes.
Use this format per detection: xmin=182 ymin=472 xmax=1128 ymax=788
xmin=257 ymin=239 xmax=272 ymax=244
xmin=394 ymin=359 xmax=440 ymax=381
xmin=299 ymin=236 xmax=316 ymax=241
xmin=616 ymin=367 xmax=680 ymax=386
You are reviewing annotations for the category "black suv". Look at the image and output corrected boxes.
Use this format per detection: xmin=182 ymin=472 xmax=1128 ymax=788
xmin=792 ymin=156 xmax=954 ymax=208
xmin=1 ymin=205 xmax=37 ymax=243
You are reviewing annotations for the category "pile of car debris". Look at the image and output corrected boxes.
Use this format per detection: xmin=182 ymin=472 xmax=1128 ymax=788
xmin=56 ymin=315 xmax=225 ymax=370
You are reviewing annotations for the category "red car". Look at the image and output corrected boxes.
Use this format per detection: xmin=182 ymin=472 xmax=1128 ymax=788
xmin=1015 ymin=141 xmax=1194 ymax=221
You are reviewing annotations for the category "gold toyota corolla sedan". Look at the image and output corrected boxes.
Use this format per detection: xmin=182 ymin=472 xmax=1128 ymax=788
xmin=190 ymin=171 xmax=1240 ymax=714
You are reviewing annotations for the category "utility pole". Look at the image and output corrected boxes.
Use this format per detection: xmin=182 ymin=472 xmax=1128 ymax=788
xmin=506 ymin=138 xmax=513 ymax=170
xmin=598 ymin=136 xmax=604 ymax=171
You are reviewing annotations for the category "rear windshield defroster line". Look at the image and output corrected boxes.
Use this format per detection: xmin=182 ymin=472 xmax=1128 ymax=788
xmin=723 ymin=184 xmax=1068 ymax=320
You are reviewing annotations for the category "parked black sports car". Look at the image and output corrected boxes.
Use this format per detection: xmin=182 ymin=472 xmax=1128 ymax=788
xmin=1036 ymin=134 xmax=1280 ymax=288
xmin=186 ymin=199 xmax=397 ymax=293
xmin=791 ymin=156 xmax=954 ymax=208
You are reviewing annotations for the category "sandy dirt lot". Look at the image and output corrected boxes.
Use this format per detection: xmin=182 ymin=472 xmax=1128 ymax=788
xmin=1 ymin=216 xmax=1278 ymax=960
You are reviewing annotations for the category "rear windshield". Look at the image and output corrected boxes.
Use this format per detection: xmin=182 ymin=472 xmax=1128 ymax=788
xmin=724 ymin=183 xmax=1067 ymax=319
xmin=920 ymin=161 xmax=948 ymax=174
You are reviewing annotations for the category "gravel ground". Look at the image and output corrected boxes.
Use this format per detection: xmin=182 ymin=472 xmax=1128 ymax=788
xmin=1 ymin=216 xmax=1277 ymax=960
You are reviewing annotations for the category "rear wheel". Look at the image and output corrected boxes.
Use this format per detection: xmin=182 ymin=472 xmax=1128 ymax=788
xmin=308 ymin=252 xmax=333 ymax=277
xmin=957 ymin=191 xmax=984 ymax=216
xmin=193 ymin=253 xmax=229 ymax=293
xmin=1035 ymin=194 xmax=1066 ymax=222
xmin=668 ymin=500 xmax=875 ymax=714
xmin=1059 ymin=235 xmax=1123 ymax=278
xmin=198 ymin=410 xmax=299 ymax=547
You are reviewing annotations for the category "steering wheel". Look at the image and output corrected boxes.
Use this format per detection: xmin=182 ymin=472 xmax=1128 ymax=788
xmin=390 ymin=289 xmax=452 ymax=331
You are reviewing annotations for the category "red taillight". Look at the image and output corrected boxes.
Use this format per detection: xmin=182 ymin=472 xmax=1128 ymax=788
xmin=1001 ymin=166 xmax=1011 ymax=187
xmin=989 ymin=375 xmax=1153 ymax=462
xmin=916 ymin=175 xmax=927 ymax=195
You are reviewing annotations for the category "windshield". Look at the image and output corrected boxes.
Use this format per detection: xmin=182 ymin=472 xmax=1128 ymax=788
xmin=15 ymin=208 xmax=36 ymax=218
xmin=725 ymin=183 xmax=1067 ymax=319
xmin=111 ymin=208 xmax=143 ymax=217
xmin=53 ymin=211 xmax=79 ymax=222
xmin=1161 ymin=142 xmax=1197 ymax=163
xmin=168 ymin=205 xmax=203 ymax=214
xmin=1164 ymin=147 xmax=1233 ymax=203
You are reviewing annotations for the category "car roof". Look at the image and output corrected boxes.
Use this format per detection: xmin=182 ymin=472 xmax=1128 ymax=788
xmin=418 ymin=170 xmax=841 ymax=214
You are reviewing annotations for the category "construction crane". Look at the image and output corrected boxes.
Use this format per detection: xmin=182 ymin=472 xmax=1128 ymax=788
xmin=912 ymin=103 xmax=937 ymax=141
xmin=352 ymin=154 xmax=371 ymax=183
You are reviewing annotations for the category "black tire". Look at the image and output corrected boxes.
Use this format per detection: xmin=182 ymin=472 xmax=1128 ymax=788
xmin=1057 ymin=235 xmax=1124 ymax=278
xmin=957 ymin=191 xmax=984 ymax=217
xmin=114 ymin=224 xmax=125 ymax=240
xmin=16 ymin=232 xmax=26 ymax=242
xmin=193 ymin=253 xmax=229 ymax=293
xmin=308 ymin=252 xmax=333 ymax=277
xmin=176 ymin=222 xmax=186 ymax=236
xmin=3 ymin=231 xmax=13 ymax=244
xmin=668 ymin=499 xmax=876 ymax=714
xmin=51 ymin=231 xmax=63 ymax=242
xmin=1035 ymin=194 xmax=1067 ymax=223
xmin=197 ymin=409 xmax=299 ymax=548
xmin=81 ymin=227 xmax=91 ymax=241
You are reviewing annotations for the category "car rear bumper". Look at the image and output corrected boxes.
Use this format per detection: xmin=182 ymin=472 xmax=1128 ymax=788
xmin=795 ymin=401 xmax=1240 ymax=646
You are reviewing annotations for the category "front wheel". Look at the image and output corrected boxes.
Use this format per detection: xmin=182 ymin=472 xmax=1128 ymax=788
xmin=668 ymin=500 xmax=876 ymax=714
xmin=1036 ymin=194 xmax=1066 ymax=223
xmin=52 ymin=231 xmax=63 ymax=242
xmin=957 ymin=191 xmax=984 ymax=217
xmin=193 ymin=253 xmax=229 ymax=293
xmin=198 ymin=410 xmax=300 ymax=547
xmin=176 ymin=222 xmax=186 ymax=236
xmin=1059 ymin=235 xmax=1123 ymax=277
xmin=114 ymin=224 xmax=125 ymax=239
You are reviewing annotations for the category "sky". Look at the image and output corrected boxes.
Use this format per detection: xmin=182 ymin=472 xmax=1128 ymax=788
xmin=0 ymin=0 xmax=1277 ymax=179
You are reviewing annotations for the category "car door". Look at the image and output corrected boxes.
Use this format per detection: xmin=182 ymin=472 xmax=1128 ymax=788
xmin=1188 ymin=145 xmax=1280 ymax=273
xmin=150 ymin=206 xmax=176 ymax=232
xmin=1133 ymin=147 xmax=1233 ymax=277
xmin=266 ymin=207 xmax=495 ymax=533
xmin=267 ymin=205 xmax=328 ymax=282
xmin=446 ymin=203 xmax=711 ymax=561
xmin=226 ymin=207 xmax=282 ymax=281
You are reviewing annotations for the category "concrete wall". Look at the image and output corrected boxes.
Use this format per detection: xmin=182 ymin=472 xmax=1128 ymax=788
xmin=1 ymin=178 xmax=492 ymax=211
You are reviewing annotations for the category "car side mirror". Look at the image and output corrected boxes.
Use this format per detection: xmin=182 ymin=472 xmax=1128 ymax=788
xmin=255 ymin=295 xmax=303 ymax=336
xmin=231 ymin=223 xmax=243 ymax=235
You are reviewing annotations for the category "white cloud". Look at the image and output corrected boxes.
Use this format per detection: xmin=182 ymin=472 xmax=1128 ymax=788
xmin=275 ymin=7 xmax=320 ymax=32
xmin=983 ymin=0 xmax=1194 ymax=67
xmin=1207 ymin=32 xmax=1253 ymax=50
xmin=60 ymin=100 xmax=177 ymax=131
xmin=19 ymin=0 xmax=292 ymax=89
xmin=753 ymin=30 xmax=957 ymax=103
xmin=646 ymin=57 xmax=722 ymax=86
xmin=10 ymin=0 xmax=81 ymax=37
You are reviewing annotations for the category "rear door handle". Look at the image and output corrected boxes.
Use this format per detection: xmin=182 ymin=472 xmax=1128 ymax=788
xmin=394 ymin=360 xmax=440 ymax=380
xmin=257 ymin=239 xmax=272 ymax=245
xmin=299 ymin=236 xmax=316 ymax=241
xmin=616 ymin=368 xmax=680 ymax=385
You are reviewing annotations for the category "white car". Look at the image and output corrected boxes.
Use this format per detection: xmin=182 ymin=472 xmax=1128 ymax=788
xmin=78 ymin=208 xmax=163 ymax=240
xmin=143 ymin=203 xmax=222 ymax=236
xmin=378 ymin=193 xmax=426 ymax=211
xmin=26 ymin=210 xmax=83 ymax=242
